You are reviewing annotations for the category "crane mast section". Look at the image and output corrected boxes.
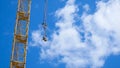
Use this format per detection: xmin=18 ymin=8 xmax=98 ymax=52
xmin=10 ymin=0 xmax=31 ymax=68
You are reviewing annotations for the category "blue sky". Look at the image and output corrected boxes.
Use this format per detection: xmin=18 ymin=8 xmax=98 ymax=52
xmin=0 ymin=0 xmax=120 ymax=68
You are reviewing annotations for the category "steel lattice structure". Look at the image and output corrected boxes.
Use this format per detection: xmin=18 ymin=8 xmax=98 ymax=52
xmin=10 ymin=0 xmax=31 ymax=68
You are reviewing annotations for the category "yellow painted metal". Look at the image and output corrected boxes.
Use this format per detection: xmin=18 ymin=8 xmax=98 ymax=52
xmin=10 ymin=0 xmax=31 ymax=68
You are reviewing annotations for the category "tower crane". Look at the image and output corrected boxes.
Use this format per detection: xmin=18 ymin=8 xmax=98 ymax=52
xmin=10 ymin=0 xmax=48 ymax=68
xmin=10 ymin=0 xmax=31 ymax=68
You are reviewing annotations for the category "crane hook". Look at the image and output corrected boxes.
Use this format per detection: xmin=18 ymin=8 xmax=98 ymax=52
xmin=42 ymin=0 xmax=48 ymax=42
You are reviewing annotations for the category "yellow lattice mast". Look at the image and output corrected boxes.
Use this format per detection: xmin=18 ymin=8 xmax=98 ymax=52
xmin=10 ymin=0 xmax=31 ymax=68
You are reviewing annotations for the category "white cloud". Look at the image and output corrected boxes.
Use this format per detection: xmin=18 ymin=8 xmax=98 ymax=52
xmin=30 ymin=0 xmax=120 ymax=68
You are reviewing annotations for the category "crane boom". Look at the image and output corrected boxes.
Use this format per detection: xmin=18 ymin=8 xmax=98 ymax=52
xmin=10 ymin=0 xmax=31 ymax=68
